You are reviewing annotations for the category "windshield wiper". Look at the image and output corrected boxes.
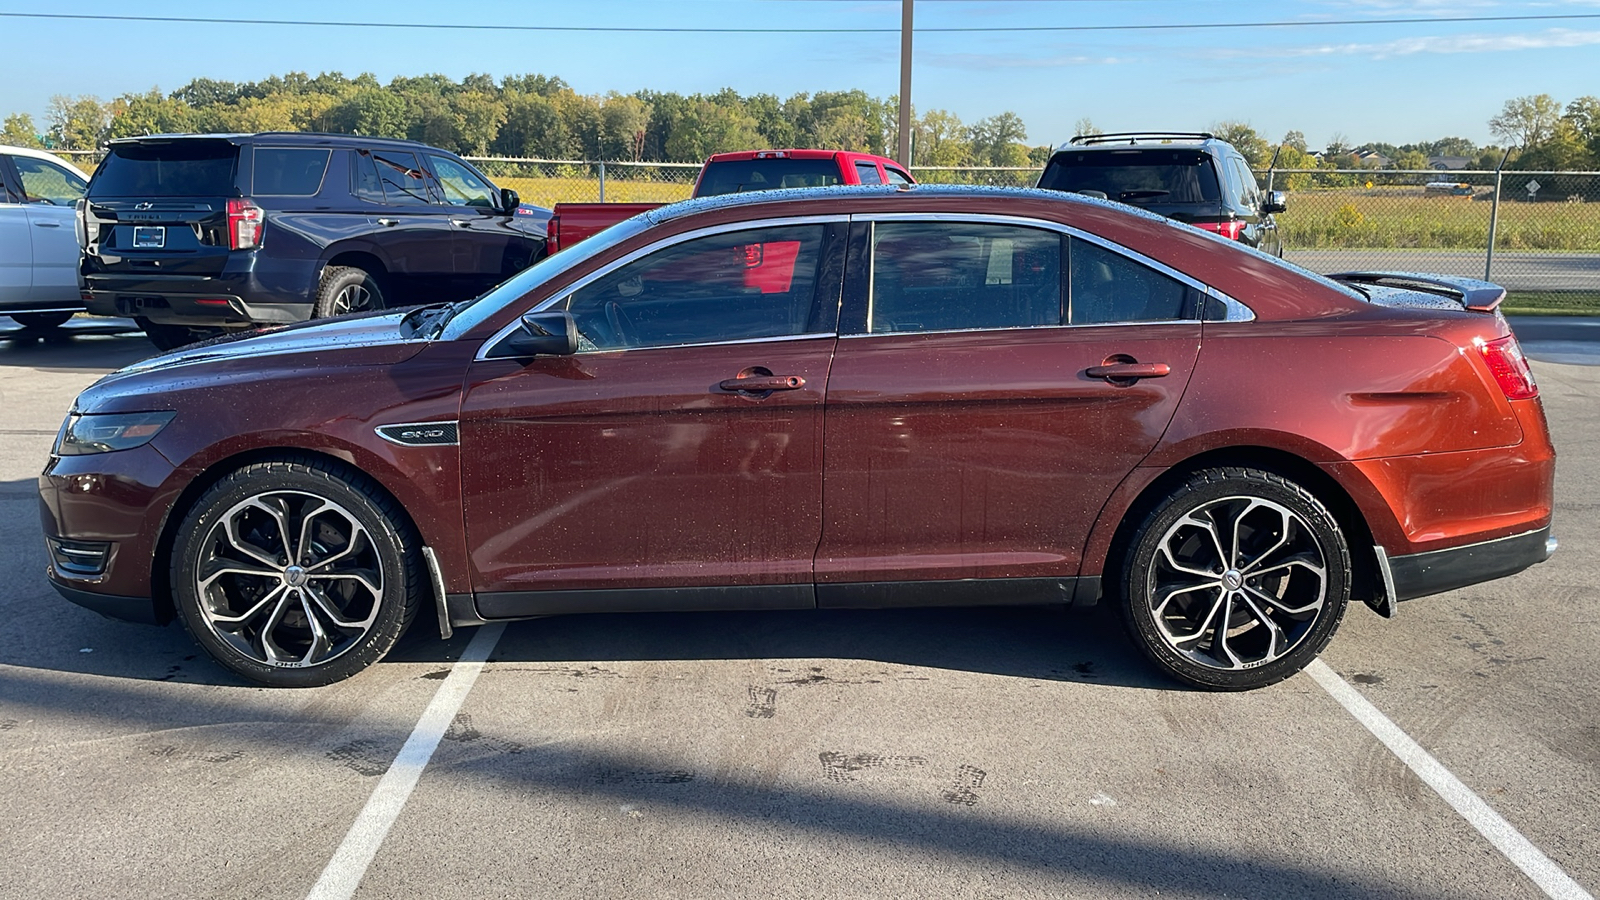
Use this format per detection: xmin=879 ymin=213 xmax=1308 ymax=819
xmin=399 ymin=302 xmax=454 ymax=338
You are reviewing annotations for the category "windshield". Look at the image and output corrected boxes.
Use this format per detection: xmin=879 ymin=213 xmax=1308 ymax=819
xmin=89 ymin=141 xmax=239 ymax=197
xmin=698 ymin=158 xmax=844 ymax=196
xmin=1038 ymin=149 xmax=1220 ymax=206
xmin=441 ymin=214 xmax=658 ymax=341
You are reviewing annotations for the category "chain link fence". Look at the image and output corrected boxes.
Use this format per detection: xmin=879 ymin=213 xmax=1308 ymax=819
xmin=465 ymin=158 xmax=702 ymax=206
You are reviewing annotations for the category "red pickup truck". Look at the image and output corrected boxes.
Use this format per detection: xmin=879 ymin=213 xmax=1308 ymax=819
xmin=547 ymin=149 xmax=915 ymax=253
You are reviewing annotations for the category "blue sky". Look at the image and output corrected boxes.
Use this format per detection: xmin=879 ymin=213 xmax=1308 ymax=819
xmin=1 ymin=0 xmax=1597 ymax=152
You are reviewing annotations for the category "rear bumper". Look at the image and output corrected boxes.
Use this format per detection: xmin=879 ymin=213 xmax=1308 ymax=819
xmin=81 ymin=254 xmax=319 ymax=326
xmin=1383 ymin=526 xmax=1556 ymax=603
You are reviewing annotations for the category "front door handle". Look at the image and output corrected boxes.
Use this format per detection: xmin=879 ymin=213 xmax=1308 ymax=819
xmin=450 ymin=219 xmax=473 ymax=228
xmin=377 ymin=218 xmax=400 ymax=227
xmin=1086 ymin=362 xmax=1171 ymax=381
xmin=34 ymin=221 xmax=62 ymax=228
xmin=719 ymin=374 xmax=806 ymax=393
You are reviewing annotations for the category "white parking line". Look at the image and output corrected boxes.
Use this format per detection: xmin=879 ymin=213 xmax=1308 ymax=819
xmin=1307 ymin=659 xmax=1594 ymax=900
xmin=305 ymin=623 xmax=506 ymax=900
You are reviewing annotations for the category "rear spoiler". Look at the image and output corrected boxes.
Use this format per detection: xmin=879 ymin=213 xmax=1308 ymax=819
xmin=1328 ymin=271 xmax=1505 ymax=312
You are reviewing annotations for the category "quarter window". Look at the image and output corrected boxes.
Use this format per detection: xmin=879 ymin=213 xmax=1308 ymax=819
xmin=253 ymin=148 xmax=330 ymax=196
xmin=564 ymin=225 xmax=826 ymax=351
xmin=867 ymin=222 xmax=1062 ymax=334
xmin=884 ymin=167 xmax=913 ymax=185
xmin=1068 ymin=237 xmax=1201 ymax=324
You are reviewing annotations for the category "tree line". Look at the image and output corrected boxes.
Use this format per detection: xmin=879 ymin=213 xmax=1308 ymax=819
xmin=2 ymin=73 xmax=1595 ymax=175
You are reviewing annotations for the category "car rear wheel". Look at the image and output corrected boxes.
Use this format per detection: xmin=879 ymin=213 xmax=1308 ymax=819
xmin=1120 ymin=467 xmax=1350 ymax=690
xmin=315 ymin=266 xmax=385 ymax=319
xmin=169 ymin=458 xmax=422 ymax=687
xmin=11 ymin=311 xmax=72 ymax=330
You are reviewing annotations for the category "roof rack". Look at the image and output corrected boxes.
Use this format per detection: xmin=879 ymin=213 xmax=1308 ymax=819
xmin=1068 ymin=132 xmax=1215 ymax=146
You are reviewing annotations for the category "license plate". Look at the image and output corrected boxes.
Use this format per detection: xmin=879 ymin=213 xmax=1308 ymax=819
xmin=132 ymin=226 xmax=165 ymax=249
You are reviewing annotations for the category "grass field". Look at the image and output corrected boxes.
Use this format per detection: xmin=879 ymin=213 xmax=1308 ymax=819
xmin=1502 ymin=292 xmax=1600 ymax=315
xmin=492 ymin=176 xmax=695 ymax=207
xmin=1278 ymin=188 xmax=1600 ymax=251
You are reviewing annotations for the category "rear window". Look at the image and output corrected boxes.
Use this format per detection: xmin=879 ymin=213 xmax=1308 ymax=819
xmin=88 ymin=141 xmax=239 ymax=197
xmin=253 ymin=148 xmax=330 ymax=196
xmin=698 ymin=158 xmax=843 ymax=196
xmin=1037 ymin=149 xmax=1220 ymax=206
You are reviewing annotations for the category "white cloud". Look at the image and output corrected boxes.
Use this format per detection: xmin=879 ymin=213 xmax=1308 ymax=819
xmin=926 ymin=52 xmax=1124 ymax=70
xmin=1205 ymin=27 xmax=1600 ymax=60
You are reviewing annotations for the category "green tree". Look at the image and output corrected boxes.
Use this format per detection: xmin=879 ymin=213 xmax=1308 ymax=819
xmin=1393 ymin=149 xmax=1430 ymax=171
xmin=598 ymin=94 xmax=652 ymax=160
xmin=339 ymin=88 xmax=410 ymax=139
xmin=1074 ymin=117 xmax=1102 ymax=139
xmin=1489 ymin=94 xmax=1563 ymax=147
xmin=453 ymin=91 xmax=507 ymax=156
xmin=106 ymin=89 xmax=196 ymax=140
xmin=744 ymin=93 xmax=793 ymax=150
xmin=171 ymin=78 xmax=243 ymax=108
xmin=47 ymin=95 xmax=109 ymax=150
xmin=1210 ymin=121 xmax=1268 ymax=167
xmin=967 ymin=112 xmax=1028 ymax=166
xmin=664 ymin=99 xmax=763 ymax=161
xmin=1281 ymin=130 xmax=1308 ymax=152
xmin=914 ymin=109 xmax=970 ymax=166
xmin=498 ymin=92 xmax=576 ymax=158
xmin=1 ymin=113 xmax=43 ymax=148
xmin=1563 ymin=96 xmax=1600 ymax=158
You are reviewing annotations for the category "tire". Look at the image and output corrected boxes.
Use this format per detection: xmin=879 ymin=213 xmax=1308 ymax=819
xmin=11 ymin=311 xmax=72 ymax=330
xmin=168 ymin=457 xmax=423 ymax=687
xmin=314 ymin=266 xmax=385 ymax=319
xmin=137 ymin=318 xmax=224 ymax=352
xmin=1120 ymin=467 xmax=1350 ymax=691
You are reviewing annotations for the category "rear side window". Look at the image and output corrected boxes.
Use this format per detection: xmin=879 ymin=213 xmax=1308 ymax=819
xmin=854 ymin=162 xmax=883 ymax=185
xmin=1068 ymin=237 xmax=1200 ymax=324
xmin=885 ymin=167 xmax=913 ymax=185
xmin=253 ymin=148 xmax=330 ymax=196
xmin=698 ymin=159 xmax=844 ymax=196
xmin=88 ymin=141 xmax=238 ymax=197
xmin=357 ymin=149 xmax=434 ymax=205
xmin=1038 ymin=149 xmax=1221 ymax=206
xmin=867 ymin=222 xmax=1062 ymax=334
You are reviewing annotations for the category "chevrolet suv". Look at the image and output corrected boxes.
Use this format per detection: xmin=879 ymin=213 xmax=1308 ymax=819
xmin=1036 ymin=132 xmax=1285 ymax=256
xmin=78 ymin=133 xmax=550 ymax=349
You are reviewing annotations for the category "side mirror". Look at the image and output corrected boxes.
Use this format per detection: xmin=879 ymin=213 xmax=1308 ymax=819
xmin=1262 ymin=190 xmax=1287 ymax=214
xmin=495 ymin=311 xmax=577 ymax=358
xmin=500 ymin=187 xmax=521 ymax=213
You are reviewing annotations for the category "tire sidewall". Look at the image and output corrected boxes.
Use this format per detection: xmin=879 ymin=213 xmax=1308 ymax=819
xmin=315 ymin=266 xmax=384 ymax=319
xmin=1122 ymin=468 xmax=1350 ymax=691
xmin=170 ymin=462 xmax=415 ymax=687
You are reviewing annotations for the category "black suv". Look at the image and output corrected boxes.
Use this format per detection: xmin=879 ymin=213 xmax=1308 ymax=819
xmin=1036 ymin=132 xmax=1285 ymax=256
xmin=79 ymin=133 xmax=550 ymax=349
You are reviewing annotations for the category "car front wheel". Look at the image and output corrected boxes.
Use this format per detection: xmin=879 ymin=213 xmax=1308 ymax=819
xmin=169 ymin=458 xmax=422 ymax=687
xmin=1121 ymin=467 xmax=1350 ymax=690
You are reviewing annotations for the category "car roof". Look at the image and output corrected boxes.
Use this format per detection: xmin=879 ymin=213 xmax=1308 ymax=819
xmin=704 ymin=149 xmax=907 ymax=168
xmin=104 ymin=132 xmax=448 ymax=153
xmin=1052 ymin=132 xmax=1238 ymax=157
xmin=0 ymin=144 xmax=91 ymax=178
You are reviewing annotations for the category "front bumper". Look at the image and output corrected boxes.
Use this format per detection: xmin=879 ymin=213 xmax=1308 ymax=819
xmin=1381 ymin=525 xmax=1556 ymax=604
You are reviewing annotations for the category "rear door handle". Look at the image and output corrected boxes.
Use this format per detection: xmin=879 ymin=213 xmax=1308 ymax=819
xmin=377 ymin=218 xmax=400 ymax=227
xmin=1086 ymin=362 xmax=1171 ymax=381
xmin=450 ymin=218 xmax=473 ymax=228
xmin=719 ymin=375 xmax=806 ymax=393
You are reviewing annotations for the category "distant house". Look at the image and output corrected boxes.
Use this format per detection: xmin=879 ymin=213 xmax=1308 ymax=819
xmin=1352 ymin=149 xmax=1392 ymax=168
xmin=1428 ymin=155 xmax=1474 ymax=170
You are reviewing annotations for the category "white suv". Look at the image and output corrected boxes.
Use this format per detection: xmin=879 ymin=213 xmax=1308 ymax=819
xmin=1 ymin=145 xmax=90 ymax=330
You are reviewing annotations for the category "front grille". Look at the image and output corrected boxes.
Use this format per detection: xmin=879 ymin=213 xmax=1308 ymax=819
xmin=46 ymin=537 xmax=111 ymax=579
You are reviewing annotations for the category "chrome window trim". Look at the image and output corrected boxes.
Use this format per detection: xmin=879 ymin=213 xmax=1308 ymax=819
xmin=850 ymin=212 xmax=1255 ymax=329
xmin=476 ymin=214 xmax=848 ymax=361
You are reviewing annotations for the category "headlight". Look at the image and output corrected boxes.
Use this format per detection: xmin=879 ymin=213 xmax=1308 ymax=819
xmin=54 ymin=411 xmax=176 ymax=456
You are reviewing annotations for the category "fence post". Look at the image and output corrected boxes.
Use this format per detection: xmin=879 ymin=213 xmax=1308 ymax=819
xmin=598 ymin=161 xmax=606 ymax=203
xmin=1485 ymin=148 xmax=1512 ymax=282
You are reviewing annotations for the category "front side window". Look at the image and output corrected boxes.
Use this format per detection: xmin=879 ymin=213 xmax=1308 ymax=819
xmin=1068 ymin=237 xmax=1200 ymax=324
xmin=13 ymin=156 xmax=87 ymax=206
xmin=427 ymin=155 xmax=497 ymax=208
xmin=884 ymin=167 xmax=913 ymax=186
xmin=253 ymin=148 xmax=330 ymax=196
xmin=1232 ymin=157 xmax=1262 ymax=209
xmin=564 ymin=224 xmax=825 ymax=351
xmin=867 ymin=222 xmax=1062 ymax=334
xmin=359 ymin=149 xmax=433 ymax=205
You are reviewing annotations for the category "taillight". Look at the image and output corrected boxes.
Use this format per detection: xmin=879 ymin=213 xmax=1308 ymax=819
xmin=1478 ymin=334 xmax=1538 ymax=400
xmin=226 ymin=198 xmax=263 ymax=250
xmin=1193 ymin=220 xmax=1246 ymax=240
xmin=548 ymin=214 xmax=561 ymax=252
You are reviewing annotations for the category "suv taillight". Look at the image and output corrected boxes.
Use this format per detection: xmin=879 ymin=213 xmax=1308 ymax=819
xmin=1479 ymin=334 xmax=1538 ymax=400
xmin=1193 ymin=220 xmax=1245 ymax=240
xmin=227 ymin=198 xmax=264 ymax=250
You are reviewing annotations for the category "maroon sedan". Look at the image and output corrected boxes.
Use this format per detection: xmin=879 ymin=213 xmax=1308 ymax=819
xmin=39 ymin=186 xmax=1556 ymax=689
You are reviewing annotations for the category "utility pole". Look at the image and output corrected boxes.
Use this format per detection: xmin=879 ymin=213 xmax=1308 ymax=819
xmin=897 ymin=0 xmax=913 ymax=166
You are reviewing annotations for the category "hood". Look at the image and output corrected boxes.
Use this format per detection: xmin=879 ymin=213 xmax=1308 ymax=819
xmin=81 ymin=310 xmax=428 ymax=406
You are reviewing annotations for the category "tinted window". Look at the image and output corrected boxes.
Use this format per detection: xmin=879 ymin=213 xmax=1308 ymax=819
xmin=353 ymin=150 xmax=385 ymax=203
xmin=697 ymin=159 xmax=844 ymax=196
xmin=1038 ymin=149 xmax=1221 ymax=206
xmin=1069 ymin=237 xmax=1199 ymax=324
xmin=362 ymin=149 xmax=433 ymax=205
xmin=253 ymin=148 xmax=330 ymax=196
xmin=565 ymin=225 xmax=824 ymax=351
xmin=1232 ymin=157 xmax=1261 ymax=208
xmin=884 ymin=167 xmax=913 ymax=185
xmin=427 ymin=155 xmax=497 ymax=208
xmin=868 ymin=222 xmax=1062 ymax=334
xmin=13 ymin=156 xmax=86 ymax=205
xmin=88 ymin=141 xmax=238 ymax=197
xmin=854 ymin=162 xmax=883 ymax=185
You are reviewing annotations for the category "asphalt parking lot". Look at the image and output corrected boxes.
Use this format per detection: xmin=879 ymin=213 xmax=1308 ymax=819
xmin=1 ymin=317 xmax=1596 ymax=899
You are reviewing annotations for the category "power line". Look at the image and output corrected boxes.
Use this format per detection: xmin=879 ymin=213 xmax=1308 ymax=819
xmin=3 ymin=10 xmax=1600 ymax=34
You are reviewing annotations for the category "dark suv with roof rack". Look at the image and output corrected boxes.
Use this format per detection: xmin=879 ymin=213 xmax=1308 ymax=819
xmin=1036 ymin=132 xmax=1286 ymax=256
xmin=78 ymin=133 xmax=550 ymax=350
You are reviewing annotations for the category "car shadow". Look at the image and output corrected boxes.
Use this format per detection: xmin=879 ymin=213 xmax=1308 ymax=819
xmin=0 ymin=317 xmax=152 ymax=372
